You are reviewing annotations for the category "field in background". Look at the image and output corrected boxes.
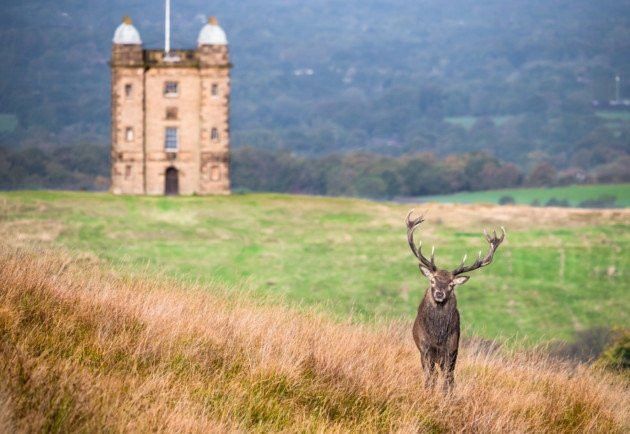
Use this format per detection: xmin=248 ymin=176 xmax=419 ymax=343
xmin=1 ymin=249 xmax=628 ymax=432
xmin=1 ymin=191 xmax=628 ymax=344
xmin=415 ymin=184 xmax=630 ymax=207
xmin=445 ymin=114 xmax=514 ymax=129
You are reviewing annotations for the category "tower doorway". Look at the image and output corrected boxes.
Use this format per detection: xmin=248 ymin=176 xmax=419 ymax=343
xmin=165 ymin=167 xmax=179 ymax=195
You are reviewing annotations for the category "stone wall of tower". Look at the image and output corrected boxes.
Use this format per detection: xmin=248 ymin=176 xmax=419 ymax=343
xmin=198 ymin=45 xmax=231 ymax=194
xmin=111 ymin=45 xmax=145 ymax=194
xmin=144 ymin=66 xmax=201 ymax=195
xmin=110 ymin=38 xmax=232 ymax=195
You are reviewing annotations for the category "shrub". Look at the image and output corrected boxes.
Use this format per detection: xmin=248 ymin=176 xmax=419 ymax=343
xmin=578 ymin=195 xmax=617 ymax=209
xmin=550 ymin=328 xmax=613 ymax=363
xmin=545 ymin=197 xmax=570 ymax=207
xmin=498 ymin=195 xmax=515 ymax=205
xmin=598 ymin=328 xmax=630 ymax=371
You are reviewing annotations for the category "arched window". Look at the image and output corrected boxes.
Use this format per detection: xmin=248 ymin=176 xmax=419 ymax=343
xmin=211 ymin=128 xmax=220 ymax=141
xmin=211 ymin=83 xmax=219 ymax=96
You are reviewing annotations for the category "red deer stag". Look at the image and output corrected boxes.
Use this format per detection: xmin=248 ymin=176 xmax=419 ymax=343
xmin=406 ymin=210 xmax=505 ymax=393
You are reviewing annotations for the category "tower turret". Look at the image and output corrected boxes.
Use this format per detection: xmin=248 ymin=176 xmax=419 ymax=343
xmin=111 ymin=16 xmax=143 ymax=65
xmin=196 ymin=16 xmax=232 ymax=194
xmin=110 ymin=16 xmax=145 ymax=194
xmin=197 ymin=17 xmax=230 ymax=67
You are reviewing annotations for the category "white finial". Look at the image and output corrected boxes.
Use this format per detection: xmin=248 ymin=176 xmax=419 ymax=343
xmin=197 ymin=15 xmax=228 ymax=46
xmin=113 ymin=17 xmax=142 ymax=45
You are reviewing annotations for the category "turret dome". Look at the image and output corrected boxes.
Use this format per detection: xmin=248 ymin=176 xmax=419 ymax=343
xmin=197 ymin=16 xmax=228 ymax=46
xmin=113 ymin=16 xmax=142 ymax=45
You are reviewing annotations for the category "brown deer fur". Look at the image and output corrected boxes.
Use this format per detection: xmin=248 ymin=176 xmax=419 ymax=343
xmin=406 ymin=210 xmax=504 ymax=392
xmin=412 ymin=268 xmax=468 ymax=392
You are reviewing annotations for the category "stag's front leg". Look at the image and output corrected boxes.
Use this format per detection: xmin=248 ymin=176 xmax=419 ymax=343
xmin=441 ymin=349 xmax=458 ymax=394
xmin=420 ymin=347 xmax=437 ymax=390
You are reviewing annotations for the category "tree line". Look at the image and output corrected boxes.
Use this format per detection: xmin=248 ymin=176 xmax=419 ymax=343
xmin=230 ymin=147 xmax=628 ymax=198
xmin=2 ymin=144 xmax=627 ymax=199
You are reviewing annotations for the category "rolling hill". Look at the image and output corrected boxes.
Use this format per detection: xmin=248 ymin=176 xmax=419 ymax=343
xmin=1 ymin=191 xmax=628 ymax=343
xmin=1 ymin=246 xmax=628 ymax=432
xmin=413 ymin=183 xmax=630 ymax=207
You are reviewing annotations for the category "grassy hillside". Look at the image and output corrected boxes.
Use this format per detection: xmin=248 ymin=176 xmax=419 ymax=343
xmin=0 ymin=191 xmax=628 ymax=344
xmin=1 ymin=248 xmax=628 ymax=432
xmin=416 ymin=184 xmax=630 ymax=207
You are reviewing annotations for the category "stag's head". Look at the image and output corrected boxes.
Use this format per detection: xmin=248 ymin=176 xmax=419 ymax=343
xmin=406 ymin=210 xmax=505 ymax=304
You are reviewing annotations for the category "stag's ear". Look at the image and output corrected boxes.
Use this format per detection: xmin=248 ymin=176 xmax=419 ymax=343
xmin=419 ymin=265 xmax=433 ymax=278
xmin=452 ymin=275 xmax=470 ymax=286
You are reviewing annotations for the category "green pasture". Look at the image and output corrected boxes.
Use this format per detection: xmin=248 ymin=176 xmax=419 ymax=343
xmin=0 ymin=191 xmax=628 ymax=343
xmin=445 ymin=115 xmax=514 ymax=129
xmin=417 ymin=184 xmax=630 ymax=207
xmin=595 ymin=110 xmax=630 ymax=121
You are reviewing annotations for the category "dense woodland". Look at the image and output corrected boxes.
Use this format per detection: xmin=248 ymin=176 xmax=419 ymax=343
xmin=0 ymin=0 xmax=629 ymax=194
xmin=1 ymin=144 xmax=627 ymax=201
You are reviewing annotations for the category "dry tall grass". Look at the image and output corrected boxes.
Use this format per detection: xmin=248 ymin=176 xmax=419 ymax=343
xmin=0 ymin=247 xmax=628 ymax=433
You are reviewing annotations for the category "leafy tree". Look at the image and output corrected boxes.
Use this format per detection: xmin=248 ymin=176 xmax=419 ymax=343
xmin=527 ymin=162 xmax=558 ymax=187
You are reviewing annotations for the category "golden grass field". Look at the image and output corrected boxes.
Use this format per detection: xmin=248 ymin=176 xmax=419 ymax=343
xmin=1 ymin=247 xmax=628 ymax=433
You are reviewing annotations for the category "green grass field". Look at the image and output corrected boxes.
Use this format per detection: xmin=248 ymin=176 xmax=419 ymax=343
xmin=445 ymin=115 xmax=514 ymax=129
xmin=417 ymin=184 xmax=630 ymax=207
xmin=595 ymin=110 xmax=629 ymax=135
xmin=1 ymin=191 xmax=628 ymax=344
xmin=595 ymin=110 xmax=630 ymax=121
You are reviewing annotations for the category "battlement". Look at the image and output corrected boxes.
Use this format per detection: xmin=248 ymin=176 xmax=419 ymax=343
xmin=145 ymin=49 xmax=199 ymax=67
xmin=111 ymin=47 xmax=231 ymax=69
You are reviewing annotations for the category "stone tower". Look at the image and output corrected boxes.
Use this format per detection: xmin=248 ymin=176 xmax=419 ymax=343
xmin=110 ymin=15 xmax=231 ymax=195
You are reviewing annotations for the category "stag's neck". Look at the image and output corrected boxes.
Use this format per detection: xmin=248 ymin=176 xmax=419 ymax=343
xmin=419 ymin=290 xmax=459 ymax=345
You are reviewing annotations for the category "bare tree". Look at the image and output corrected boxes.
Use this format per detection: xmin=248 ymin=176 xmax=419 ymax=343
xmin=406 ymin=210 xmax=505 ymax=392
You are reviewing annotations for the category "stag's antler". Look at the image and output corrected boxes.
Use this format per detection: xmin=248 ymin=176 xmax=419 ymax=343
xmin=452 ymin=227 xmax=506 ymax=275
xmin=406 ymin=209 xmax=437 ymax=271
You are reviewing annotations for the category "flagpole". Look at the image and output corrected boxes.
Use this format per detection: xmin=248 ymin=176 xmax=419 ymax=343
xmin=165 ymin=0 xmax=170 ymax=54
